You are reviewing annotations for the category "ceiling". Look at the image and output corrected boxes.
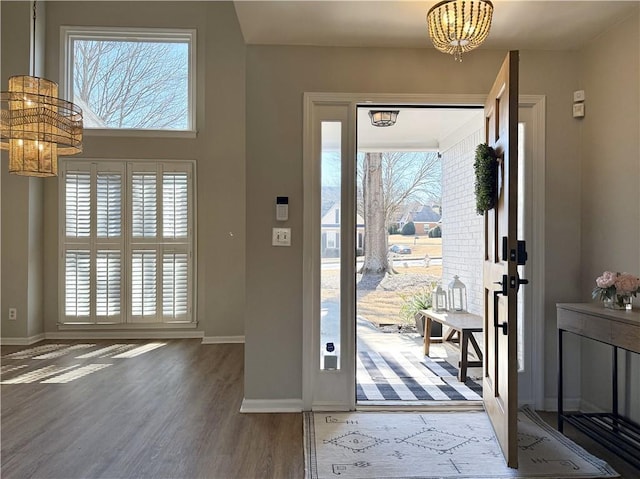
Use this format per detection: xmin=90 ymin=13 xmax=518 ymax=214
xmin=233 ymin=1 xmax=638 ymax=50
xmin=234 ymin=0 xmax=638 ymax=151
xmin=356 ymin=107 xmax=483 ymax=151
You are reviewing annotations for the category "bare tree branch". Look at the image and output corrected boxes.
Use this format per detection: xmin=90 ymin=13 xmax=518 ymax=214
xmin=73 ymin=39 xmax=189 ymax=129
xmin=360 ymin=151 xmax=441 ymax=275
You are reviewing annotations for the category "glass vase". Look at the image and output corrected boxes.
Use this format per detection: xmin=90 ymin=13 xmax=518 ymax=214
xmin=603 ymin=294 xmax=633 ymax=310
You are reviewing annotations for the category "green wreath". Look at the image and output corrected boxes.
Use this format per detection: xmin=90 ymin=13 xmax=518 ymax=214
xmin=474 ymin=143 xmax=498 ymax=215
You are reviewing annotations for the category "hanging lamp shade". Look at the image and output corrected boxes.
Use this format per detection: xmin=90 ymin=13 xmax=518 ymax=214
xmin=427 ymin=0 xmax=494 ymax=62
xmin=1 ymin=75 xmax=83 ymax=177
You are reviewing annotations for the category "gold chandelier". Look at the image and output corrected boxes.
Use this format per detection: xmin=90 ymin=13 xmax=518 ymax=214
xmin=0 ymin=2 xmax=82 ymax=177
xmin=427 ymin=0 xmax=494 ymax=62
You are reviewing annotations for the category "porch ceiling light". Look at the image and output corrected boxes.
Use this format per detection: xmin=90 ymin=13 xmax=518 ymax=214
xmin=427 ymin=0 xmax=494 ymax=62
xmin=0 ymin=2 xmax=82 ymax=177
xmin=368 ymin=110 xmax=399 ymax=127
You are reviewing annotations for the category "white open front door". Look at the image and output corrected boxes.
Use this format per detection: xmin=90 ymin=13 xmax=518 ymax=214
xmin=303 ymin=98 xmax=356 ymax=411
xmin=483 ymin=51 xmax=522 ymax=468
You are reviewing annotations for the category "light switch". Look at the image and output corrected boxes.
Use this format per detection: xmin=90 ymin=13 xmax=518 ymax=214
xmin=272 ymin=227 xmax=291 ymax=246
xmin=573 ymin=90 xmax=585 ymax=102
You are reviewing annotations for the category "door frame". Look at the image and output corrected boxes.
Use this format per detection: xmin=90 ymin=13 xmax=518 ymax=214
xmin=302 ymin=92 xmax=545 ymax=411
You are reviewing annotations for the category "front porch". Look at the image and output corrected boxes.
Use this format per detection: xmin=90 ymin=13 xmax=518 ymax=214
xmin=356 ymin=317 xmax=482 ymax=404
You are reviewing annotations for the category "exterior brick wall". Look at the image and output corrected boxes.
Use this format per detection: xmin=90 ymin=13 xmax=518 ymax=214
xmin=441 ymin=128 xmax=484 ymax=316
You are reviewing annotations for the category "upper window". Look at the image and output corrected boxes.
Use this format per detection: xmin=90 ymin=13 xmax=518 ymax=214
xmin=62 ymin=27 xmax=196 ymax=133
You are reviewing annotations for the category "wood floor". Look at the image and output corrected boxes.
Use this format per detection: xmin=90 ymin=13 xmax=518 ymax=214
xmin=1 ymin=340 xmax=638 ymax=479
xmin=1 ymin=340 xmax=303 ymax=479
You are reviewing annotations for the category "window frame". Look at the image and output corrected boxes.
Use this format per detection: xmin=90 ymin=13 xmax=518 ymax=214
xmin=60 ymin=26 xmax=197 ymax=138
xmin=58 ymin=158 xmax=197 ymax=328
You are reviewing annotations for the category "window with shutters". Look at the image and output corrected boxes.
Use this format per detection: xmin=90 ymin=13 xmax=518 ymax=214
xmin=59 ymin=160 xmax=195 ymax=326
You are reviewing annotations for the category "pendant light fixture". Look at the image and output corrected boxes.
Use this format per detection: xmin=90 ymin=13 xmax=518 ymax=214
xmin=368 ymin=110 xmax=399 ymax=127
xmin=0 ymin=1 xmax=83 ymax=177
xmin=427 ymin=0 xmax=494 ymax=62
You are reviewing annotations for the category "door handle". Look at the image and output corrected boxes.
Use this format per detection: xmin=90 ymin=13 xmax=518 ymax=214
xmin=493 ymin=274 xmax=508 ymax=296
xmin=493 ymin=290 xmax=509 ymax=335
xmin=493 ymin=274 xmax=508 ymax=335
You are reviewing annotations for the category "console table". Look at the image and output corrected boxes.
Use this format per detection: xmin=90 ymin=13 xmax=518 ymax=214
xmin=557 ymin=302 xmax=640 ymax=468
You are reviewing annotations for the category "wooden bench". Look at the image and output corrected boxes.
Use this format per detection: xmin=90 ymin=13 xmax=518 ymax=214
xmin=418 ymin=309 xmax=483 ymax=382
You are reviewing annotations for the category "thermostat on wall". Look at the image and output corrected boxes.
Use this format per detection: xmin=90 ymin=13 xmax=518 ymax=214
xmin=276 ymin=196 xmax=289 ymax=221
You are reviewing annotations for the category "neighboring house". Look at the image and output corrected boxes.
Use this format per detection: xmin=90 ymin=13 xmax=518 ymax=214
xmin=392 ymin=200 xmax=422 ymax=230
xmin=406 ymin=204 xmax=442 ymax=235
xmin=321 ymin=201 xmax=365 ymax=256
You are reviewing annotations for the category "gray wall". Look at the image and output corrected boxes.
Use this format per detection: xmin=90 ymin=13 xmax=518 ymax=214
xmin=2 ymin=1 xmax=247 ymax=340
xmin=1 ymin=1 xmax=45 ymax=340
xmin=578 ymin=11 xmax=640 ymax=420
xmin=244 ymin=45 xmax=585 ymax=401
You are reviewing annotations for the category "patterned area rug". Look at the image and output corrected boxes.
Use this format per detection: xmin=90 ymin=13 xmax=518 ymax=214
xmin=304 ymin=407 xmax=618 ymax=479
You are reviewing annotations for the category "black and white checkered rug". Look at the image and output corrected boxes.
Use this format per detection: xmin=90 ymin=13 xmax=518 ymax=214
xmin=356 ymin=348 xmax=482 ymax=402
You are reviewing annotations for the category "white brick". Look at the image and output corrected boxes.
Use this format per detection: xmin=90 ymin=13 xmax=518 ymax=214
xmin=442 ymin=128 xmax=484 ymax=315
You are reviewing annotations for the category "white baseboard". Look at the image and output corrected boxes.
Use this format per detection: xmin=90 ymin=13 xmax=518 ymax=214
xmin=544 ymin=396 xmax=581 ymax=412
xmin=34 ymin=331 xmax=203 ymax=341
xmin=240 ymin=398 xmax=303 ymax=413
xmin=0 ymin=333 xmax=46 ymax=346
xmin=1 ymin=331 xmax=246 ymax=344
xmin=0 ymin=330 xmax=204 ymax=346
xmin=202 ymin=335 xmax=245 ymax=344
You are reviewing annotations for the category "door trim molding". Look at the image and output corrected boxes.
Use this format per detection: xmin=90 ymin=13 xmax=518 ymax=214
xmin=520 ymin=94 xmax=546 ymax=410
xmin=302 ymin=92 xmax=546 ymax=411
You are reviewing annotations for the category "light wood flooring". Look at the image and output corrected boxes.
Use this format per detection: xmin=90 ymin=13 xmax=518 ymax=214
xmin=1 ymin=340 xmax=638 ymax=478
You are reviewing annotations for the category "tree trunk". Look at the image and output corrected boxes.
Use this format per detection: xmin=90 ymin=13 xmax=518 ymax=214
xmin=361 ymin=152 xmax=389 ymax=274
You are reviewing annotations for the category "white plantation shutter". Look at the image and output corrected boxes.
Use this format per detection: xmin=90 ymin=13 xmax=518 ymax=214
xmin=65 ymin=250 xmax=91 ymax=317
xmin=60 ymin=160 xmax=194 ymax=325
xmin=96 ymin=251 xmax=121 ymax=316
xmin=65 ymin=172 xmax=91 ymax=237
xmin=132 ymin=173 xmax=157 ymax=238
xmin=97 ymin=173 xmax=122 ymax=238
xmin=163 ymin=173 xmax=189 ymax=238
xmin=163 ymin=252 xmax=189 ymax=318
xmin=131 ymin=250 xmax=157 ymax=317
